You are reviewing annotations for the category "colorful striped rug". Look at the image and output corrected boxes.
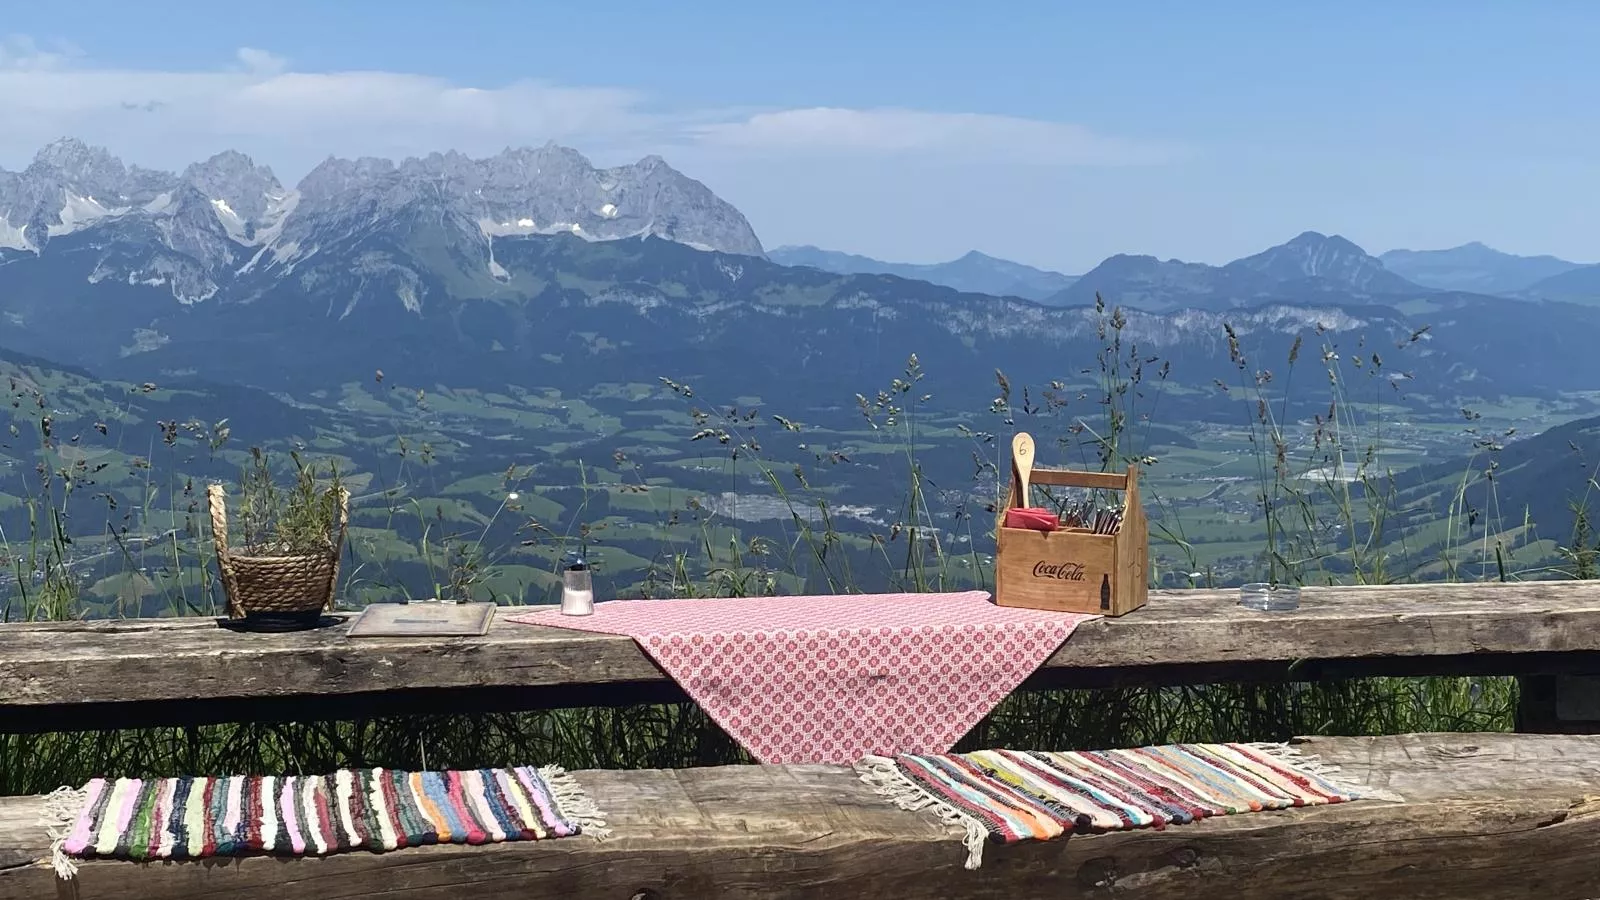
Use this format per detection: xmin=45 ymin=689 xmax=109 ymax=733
xmin=857 ymin=742 xmax=1403 ymax=868
xmin=39 ymin=765 xmax=607 ymax=880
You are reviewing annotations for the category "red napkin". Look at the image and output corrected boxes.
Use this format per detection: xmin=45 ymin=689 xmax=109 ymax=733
xmin=1004 ymin=507 xmax=1059 ymax=532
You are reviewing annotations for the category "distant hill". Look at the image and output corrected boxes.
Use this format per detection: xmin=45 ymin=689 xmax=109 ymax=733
xmin=1381 ymin=242 xmax=1585 ymax=295
xmin=1226 ymin=231 xmax=1420 ymax=294
xmin=1046 ymin=253 xmax=1262 ymax=311
xmin=1517 ymin=263 xmax=1600 ymax=306
xmin=1049 ymin=231 xmax=1429 ymax=311
xmin=1390 ymin=412 xmax=1600 ymax=551
xmin=768 ymin=245 xmax=1076 ymax=302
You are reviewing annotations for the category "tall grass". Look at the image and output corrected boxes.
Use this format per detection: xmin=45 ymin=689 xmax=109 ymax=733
xmin=0 ymin=299 xmax=1575 ymax=794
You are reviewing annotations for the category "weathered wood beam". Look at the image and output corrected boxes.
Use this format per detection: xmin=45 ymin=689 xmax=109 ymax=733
xmin=9 ymin=653 xmax=1600 ymax=735
xmin=6 ymin=582 xmax=1600 ymax=731
xmin=1 ymin=733 xmax=1599 ymax=899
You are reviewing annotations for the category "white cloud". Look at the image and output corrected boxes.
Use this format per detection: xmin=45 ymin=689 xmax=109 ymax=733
xmin=235 ymin=47 xmax=288 ymax=75
xmin=0 ymin=40 xmax=1172 ymax=179
xmin=690 ymin=107 xmax=1177 ymax=166
xmin=0 ymin=35 xmax=76 ymax=72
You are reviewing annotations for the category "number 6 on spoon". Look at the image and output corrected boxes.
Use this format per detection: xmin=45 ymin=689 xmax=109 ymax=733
xmin=1011 ymin=432 xmax=1036 ymax=508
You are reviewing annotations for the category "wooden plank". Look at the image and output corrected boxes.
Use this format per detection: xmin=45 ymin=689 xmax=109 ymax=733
xmin=7 ymin=582 xmax=1600 ymax=725
xmin=1029 ymin=468 xmax=1130 ymax=491
xmin=1 ymin=733 xmax=1599 ymax=899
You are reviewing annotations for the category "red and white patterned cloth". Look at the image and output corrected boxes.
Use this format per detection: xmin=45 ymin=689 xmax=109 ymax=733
xmin=506 ymin=591 xmax=1096 ymax=765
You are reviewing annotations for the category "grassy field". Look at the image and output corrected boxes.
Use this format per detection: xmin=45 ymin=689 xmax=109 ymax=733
xmin=2 ymin=334 xmax=1581 ymax=612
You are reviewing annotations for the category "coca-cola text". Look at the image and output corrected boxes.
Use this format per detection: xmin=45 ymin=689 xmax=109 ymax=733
xmin=1032 ymin=561 xmax=1086 ymax=580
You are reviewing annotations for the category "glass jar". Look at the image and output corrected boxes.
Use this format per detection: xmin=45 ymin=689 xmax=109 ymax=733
xmin=560 ymin=563 xmax=594 ymax=616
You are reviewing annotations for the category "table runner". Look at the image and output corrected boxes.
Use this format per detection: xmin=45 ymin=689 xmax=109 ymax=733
xmin=857 ymin=742 xmax=1404 ymax=868
xmin=507 ymin=590 xmax=1096 ymax=765
xmin=40 ymin=765 xmax=606 ymax=880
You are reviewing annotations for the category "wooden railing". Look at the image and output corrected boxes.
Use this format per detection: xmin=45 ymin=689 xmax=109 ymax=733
xmin=4 ymin=581 xmax=1600 ymax=732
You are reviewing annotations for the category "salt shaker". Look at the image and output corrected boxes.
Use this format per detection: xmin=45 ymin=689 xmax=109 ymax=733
xmin=560 ymin=556 xmax=594 ymax=616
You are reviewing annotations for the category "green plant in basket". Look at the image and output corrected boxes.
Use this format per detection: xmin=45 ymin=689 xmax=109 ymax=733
xmin=208 ymin=448 xmax=350 ymax=629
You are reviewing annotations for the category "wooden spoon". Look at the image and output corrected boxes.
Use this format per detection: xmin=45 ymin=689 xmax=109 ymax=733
xmin=1011 ymin=432 xmax=1036 ymax=508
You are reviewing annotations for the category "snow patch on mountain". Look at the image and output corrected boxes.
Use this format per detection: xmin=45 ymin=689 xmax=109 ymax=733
xmin=49 ymin=192 xmax=125 ymax=236
xmin=0 ymin=215 xmax=28 ymax=252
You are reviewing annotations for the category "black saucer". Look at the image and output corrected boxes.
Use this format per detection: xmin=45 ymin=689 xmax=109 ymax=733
xmin=216 ymin=612 xmax=345 ymax=633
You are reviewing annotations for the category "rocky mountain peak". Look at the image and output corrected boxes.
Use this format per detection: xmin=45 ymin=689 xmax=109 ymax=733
xmin=1 ymin=137 xmax=767 ymax=303
xmin=26 ymin=138 xmax=124 ymax=184
xmin=182 ymin=151 xmax=285 ymax=225
xmin=182 ymin=150 xmax=278 ymax=186
xmin=300 ymin=156 xmax=396 ymax=200
xmin=478 ymin=144 xmax=592 ymax=190
xmin=535 ymin=141 xmax=592 ymax=165
xmin=0 ymin=140 xmax=165 ymax=250
xmin=279 ymin=144 xmax=768 ymax=257
xmin=296 ymin=156 xmax=399 ymax=205
xmin=21 ymin=137 xmax=179 ymax=208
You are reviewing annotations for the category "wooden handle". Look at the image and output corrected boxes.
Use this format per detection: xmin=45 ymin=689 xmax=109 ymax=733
xmin=1011 ymin=433 xmax=1036 ymax=507
xmin=1031 ymin=469 xmax=1131 ymax=491
xmin=206 ymin=484 xmax=243 ymax=619
xmin=326 ymin=487 xmax=351 ymax=612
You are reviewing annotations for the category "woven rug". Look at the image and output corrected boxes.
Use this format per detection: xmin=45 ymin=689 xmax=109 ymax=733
xmin=39 ymin=765 xmax=607 ymax=879
xmin=508 ymin=590 xmax=1095 ymax=765
xmin=857 ymin=742 xmax=1404 ymax=868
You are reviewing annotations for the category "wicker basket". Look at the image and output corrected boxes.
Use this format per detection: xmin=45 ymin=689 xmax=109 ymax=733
xmin=207 ymin=483 xmax=350 ymax=622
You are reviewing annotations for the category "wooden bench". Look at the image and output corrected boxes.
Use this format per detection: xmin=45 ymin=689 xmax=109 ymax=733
xmin=4 ymin=582 xmax=1600 ymax=731
xmin=2 ymin=733 xmax=1599 ymax=899
xmin=8 ymin=582 xmax=1600 ymax=897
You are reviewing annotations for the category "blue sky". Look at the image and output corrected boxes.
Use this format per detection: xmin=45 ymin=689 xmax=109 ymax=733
xmin=1 ymin=1 xmax=1595 ymax=271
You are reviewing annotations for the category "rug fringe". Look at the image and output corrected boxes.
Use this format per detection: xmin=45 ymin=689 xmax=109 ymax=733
xmin=1246 ymin=741 xmax=1406 ymax=803
xmin=539 ymin=765 xmax=612 ymax=840
xmin=38 ymin=785 xmax=87 ymax=882
xmin=856 ymin=755 xmax=989 ymax=870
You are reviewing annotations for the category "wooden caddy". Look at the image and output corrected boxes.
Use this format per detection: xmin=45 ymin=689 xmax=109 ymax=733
xmin=994 ymin=463 xmax=1149 ymax=616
